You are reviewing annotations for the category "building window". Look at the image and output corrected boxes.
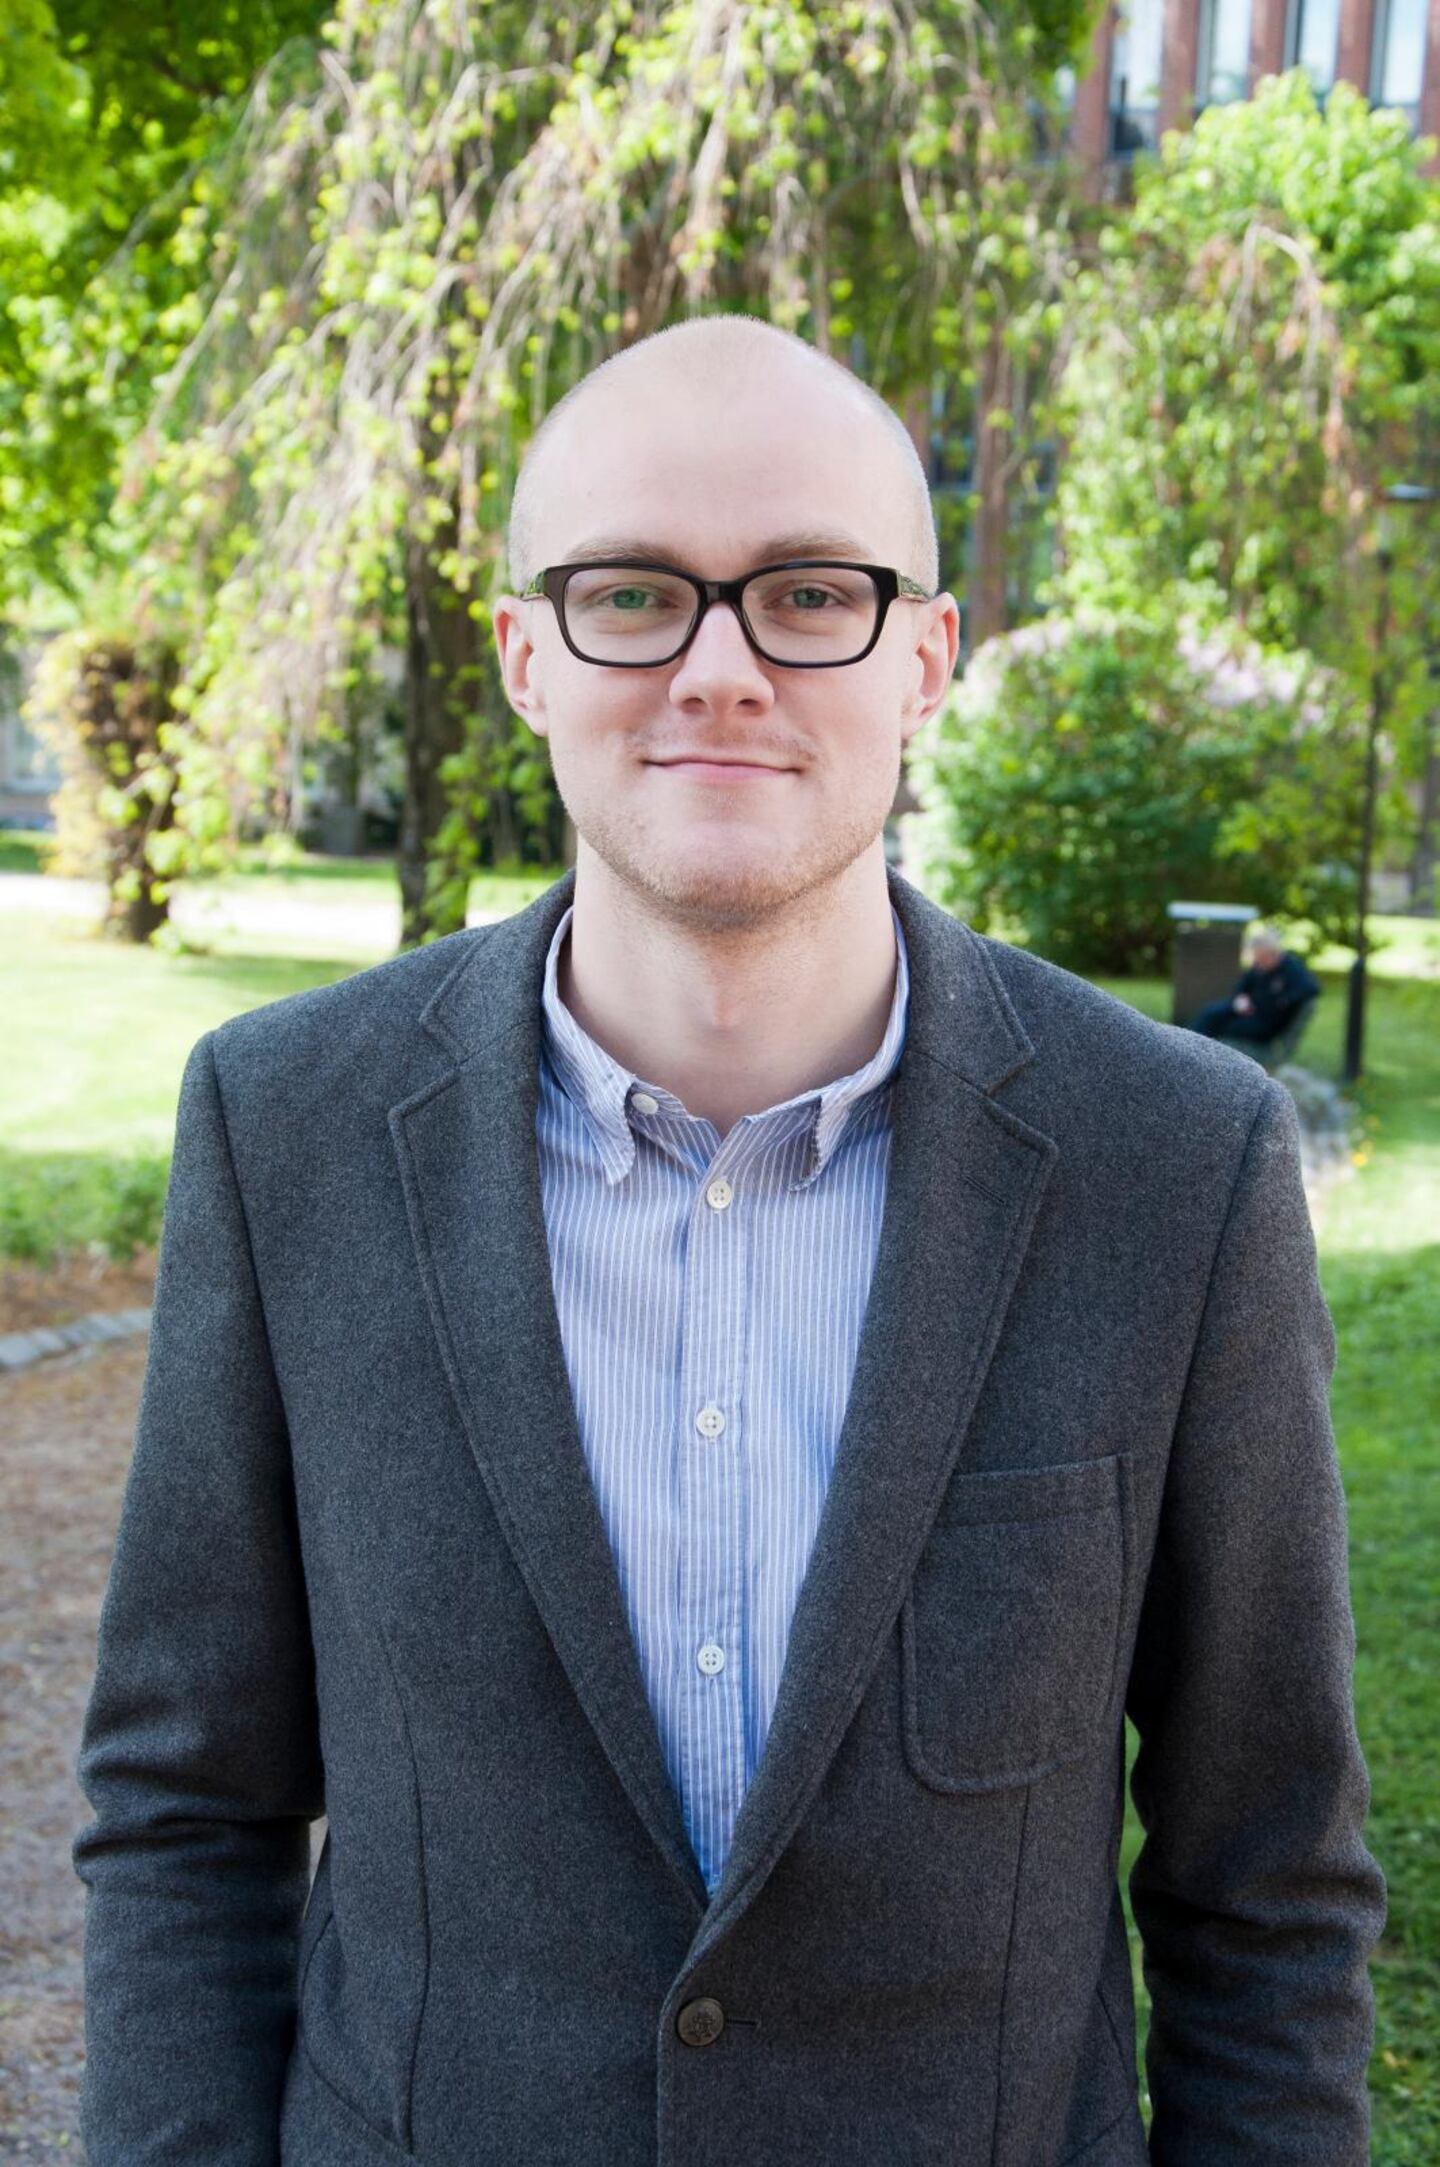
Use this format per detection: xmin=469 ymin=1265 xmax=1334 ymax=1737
xmin=1110 ymin=0 xmax=1165 ymax=154
xmin=1286 ymin=0 xmax=1342 ymax=99
xmin=1371 ymin=0 xmax=1427 ymax=128
xmin=1031 ymin=61 xmax=1077 ymax=162
xmin=1197 ymin=0 xmax=1255 ymax=106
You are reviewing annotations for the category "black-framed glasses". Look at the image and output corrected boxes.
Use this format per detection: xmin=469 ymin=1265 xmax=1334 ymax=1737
xmin=517 ymin=557 xmax=936 ymax=669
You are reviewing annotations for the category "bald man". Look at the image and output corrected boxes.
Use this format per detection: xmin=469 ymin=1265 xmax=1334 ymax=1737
xmin=74 ymin=316 xmax=1383 ymax=2167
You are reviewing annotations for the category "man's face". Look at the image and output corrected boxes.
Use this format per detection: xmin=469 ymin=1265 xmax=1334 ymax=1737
xmin=492 ymin=359 xmax=959 ymax=933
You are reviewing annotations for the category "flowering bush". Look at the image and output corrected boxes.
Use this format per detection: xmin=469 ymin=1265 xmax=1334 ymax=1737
xmin=901 ymin=605 xmax=1386 ymax=976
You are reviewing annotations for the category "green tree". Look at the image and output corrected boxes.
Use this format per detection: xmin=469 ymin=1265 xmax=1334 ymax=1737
xmin=0 ymin=0 xmax=329 ymax=602
xmin=1049 ymin=70 xmax=1440 ymax=896
xmin=110 ymin=0 xmax=1099 ymax=945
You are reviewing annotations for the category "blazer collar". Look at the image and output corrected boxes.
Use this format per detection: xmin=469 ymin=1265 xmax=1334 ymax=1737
xmin=534 ymin=895 xmax=913 ymax=1189
xmin=420 ymin=860 xmax=1037 ymax=1100
xmin=391 ymin=860 xmax=1055 ymax=1948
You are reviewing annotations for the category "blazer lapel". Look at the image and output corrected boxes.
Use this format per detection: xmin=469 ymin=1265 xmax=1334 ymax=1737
xmin=691 ymin=884 xmax=1057 ymax=1959
xmin=389 ymin=872 xmax=710 ymax=1915
xmin=388 ymin=863 xmax=1058 ymax=1948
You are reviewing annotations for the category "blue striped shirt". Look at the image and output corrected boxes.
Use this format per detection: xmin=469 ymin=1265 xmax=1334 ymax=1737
xmin=535 ymin=901 xmax=911 ymax=1893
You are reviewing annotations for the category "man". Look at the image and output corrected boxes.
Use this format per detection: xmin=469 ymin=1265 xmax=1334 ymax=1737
xmin=1187 ymin=924 xmax=1321 ymax=1046
xmin=74 ymin=315 xmax=1384 ymax=2165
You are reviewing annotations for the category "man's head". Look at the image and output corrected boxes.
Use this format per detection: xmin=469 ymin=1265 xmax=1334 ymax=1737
xmin=1250 ymin=926 xmax=1286 ymax=969
xmin=492 ymin=314 xmax=959 ymax=935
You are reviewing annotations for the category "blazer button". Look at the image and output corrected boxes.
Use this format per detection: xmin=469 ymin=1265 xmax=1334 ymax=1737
xmin=676 ymin=1996 xmax=725 ymax=2047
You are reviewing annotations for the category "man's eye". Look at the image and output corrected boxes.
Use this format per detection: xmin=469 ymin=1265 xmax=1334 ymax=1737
xmin=598 ymin=586 xmax=671 ymax=610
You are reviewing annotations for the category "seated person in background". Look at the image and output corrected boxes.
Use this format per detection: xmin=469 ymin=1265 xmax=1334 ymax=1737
xmin=1187 ymin=924 xmax=1321 ymax=1044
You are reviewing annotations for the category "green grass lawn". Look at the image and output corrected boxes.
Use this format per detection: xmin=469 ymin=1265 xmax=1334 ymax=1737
xmin=0 ymin=829 xmax=561 ymax=950
xmin=1305 ymin=977 xmax=1440 ymax=2163
xmin=0 ymin=918 xmax=360 ymax=1258
xmin=1093 ymin=958 xmax=1440 ymax=2157
xmin=5 ymin=864 xmax=1437 ymax=2153
xmin=0 ymin=827 xmax=47 ymax=872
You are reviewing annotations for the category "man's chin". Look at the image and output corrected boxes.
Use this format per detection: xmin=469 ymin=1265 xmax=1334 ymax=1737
xmin=655 ymin=869 xmax=803 ymax=922
xmin=622 ymin=849 xmax=820 ymax=930
xmin=573 ymin=816 xmax=879 ymax=928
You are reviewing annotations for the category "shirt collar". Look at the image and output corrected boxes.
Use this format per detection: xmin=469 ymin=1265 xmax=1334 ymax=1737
xmin=540 ymin=899 xmax=910 ymax=1189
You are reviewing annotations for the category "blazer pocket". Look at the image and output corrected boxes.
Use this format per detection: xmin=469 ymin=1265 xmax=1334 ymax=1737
xmin=901 ymin=1453 xmax=1133 ymax=1794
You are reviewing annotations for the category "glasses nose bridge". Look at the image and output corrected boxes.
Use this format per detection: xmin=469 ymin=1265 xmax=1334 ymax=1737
xmin=686 ymin=575 xmax=762 ymax=660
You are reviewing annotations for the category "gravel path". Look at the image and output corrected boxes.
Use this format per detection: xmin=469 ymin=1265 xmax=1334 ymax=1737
xmin=1 ymin=1334 xmax=147 ymax=2159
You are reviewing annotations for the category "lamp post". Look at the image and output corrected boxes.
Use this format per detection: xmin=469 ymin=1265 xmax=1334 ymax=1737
xmin=1343 ymin=481 xmax=1436 ymax=1084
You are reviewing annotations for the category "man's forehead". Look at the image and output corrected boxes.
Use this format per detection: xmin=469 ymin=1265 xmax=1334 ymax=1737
xmin=518 ymin=350 xmax=930 ymax=584
xmin=555 ymin=525 xmax=880 ymax=569
xmin=537 ymin=357 xmax=898 ymax=504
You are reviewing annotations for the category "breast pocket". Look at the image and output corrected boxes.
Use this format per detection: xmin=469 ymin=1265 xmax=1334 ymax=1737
xmin=900 ymin=1453 xmax=1133 ymax=1794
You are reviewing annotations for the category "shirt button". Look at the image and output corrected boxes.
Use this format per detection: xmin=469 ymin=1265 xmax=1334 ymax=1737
xmin=696 ymin=1641 xmax=726 ymax=1676
xmin=676 ymin=1996 xmax=726 ymax=2046
xmin=695 ymin=1404 xmax=726 ymax=1439
xmin=705 ymin=1177 xmax=733 ymax=1211
xmin=632 ymin=1091 xmax=659 ymax=1115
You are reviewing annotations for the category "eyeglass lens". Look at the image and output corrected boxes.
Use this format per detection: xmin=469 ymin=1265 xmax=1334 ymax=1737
xmin=561 ymin=565 xmax=880 ymax=664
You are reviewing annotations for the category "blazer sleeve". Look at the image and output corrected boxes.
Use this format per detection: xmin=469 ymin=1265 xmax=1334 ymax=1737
xmin=1123 ymin=1075 xmax=1386 ymax=2164
xmin=72 ymin=1029 xmax=324 ymax=2166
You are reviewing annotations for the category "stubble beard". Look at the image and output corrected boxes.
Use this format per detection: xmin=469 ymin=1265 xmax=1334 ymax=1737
xmin=564 ymin=774 xmax=890 ymax=940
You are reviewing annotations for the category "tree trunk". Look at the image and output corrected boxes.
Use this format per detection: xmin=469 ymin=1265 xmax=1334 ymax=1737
xmin=117 ymin=884 xmax=170 ymax=943
xmin=1408 ymin=697 xmax=1440 ymax=914
xmin=72 ymin=636 xmax=180 ymax=945
xmin=967 ymin=324 xmax=1014 ymax=656
xmin=398 ymin=540 xmax=477 ymax=948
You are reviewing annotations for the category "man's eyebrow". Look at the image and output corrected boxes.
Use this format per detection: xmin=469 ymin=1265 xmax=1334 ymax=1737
xmin=557 ymin=530 xmax=877 ymax=568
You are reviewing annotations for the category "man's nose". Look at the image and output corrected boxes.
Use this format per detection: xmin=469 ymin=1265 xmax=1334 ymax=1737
xmin=676 ymin=597 xmax=769 ymax=675
xmin=692 ymin=597 xmax=749 ymax=648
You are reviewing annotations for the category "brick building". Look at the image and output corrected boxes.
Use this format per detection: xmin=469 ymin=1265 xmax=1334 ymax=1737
xmin=1068 ymin=0 xmax=1439 ymax=178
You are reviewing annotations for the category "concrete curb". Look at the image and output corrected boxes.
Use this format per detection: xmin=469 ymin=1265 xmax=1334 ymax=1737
xmin=0 ymin=1306 xmax=152 ymax=1374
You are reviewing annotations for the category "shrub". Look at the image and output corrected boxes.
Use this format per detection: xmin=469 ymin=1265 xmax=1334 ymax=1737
xmin=25 ymin=625 xmax=184 ymax=943
xmin=902 ymin=606 xmax=1379 ymax=976
xmin=0 ymin=1150 xmax=170 ymax=1265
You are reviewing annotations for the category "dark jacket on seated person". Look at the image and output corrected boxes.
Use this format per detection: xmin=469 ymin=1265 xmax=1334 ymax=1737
xmin=1235 ymin=952 xmax=1321 ymax=1034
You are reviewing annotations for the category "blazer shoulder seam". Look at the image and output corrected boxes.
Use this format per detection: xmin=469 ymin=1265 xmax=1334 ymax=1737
xmin=203 ymin=1029 xmax=291 ymax=1424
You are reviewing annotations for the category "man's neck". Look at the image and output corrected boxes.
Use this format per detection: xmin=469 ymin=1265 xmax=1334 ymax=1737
xmin=557 ymin=849 xmax=900 ymax=1138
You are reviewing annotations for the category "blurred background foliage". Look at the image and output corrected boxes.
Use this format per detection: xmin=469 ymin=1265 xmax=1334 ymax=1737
xmin=2 ymin=6 xmax=1438 ymax=2152
xmin=2 ymin=10 xmax=1435 ymax=968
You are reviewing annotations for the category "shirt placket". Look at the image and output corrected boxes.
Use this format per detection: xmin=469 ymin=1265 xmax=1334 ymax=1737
xmin=674 ymin=1111 xmax=758 ymax=1894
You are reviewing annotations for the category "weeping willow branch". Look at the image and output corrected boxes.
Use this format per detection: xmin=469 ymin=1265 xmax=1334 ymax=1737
xmin=111 ymin=0 xmax=1076 ymax=843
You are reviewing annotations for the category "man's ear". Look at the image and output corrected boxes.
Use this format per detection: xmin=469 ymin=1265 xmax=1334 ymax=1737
xmin=900 ymin=592 xmax=960 ymax=745
xmin=493 ymin=598 xmax=549 ymax=738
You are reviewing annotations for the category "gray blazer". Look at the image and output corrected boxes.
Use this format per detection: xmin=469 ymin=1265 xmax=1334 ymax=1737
xmin=72 ymin=862 xmax=1385 ymax=2166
